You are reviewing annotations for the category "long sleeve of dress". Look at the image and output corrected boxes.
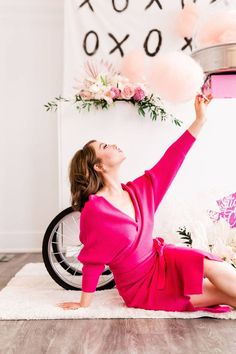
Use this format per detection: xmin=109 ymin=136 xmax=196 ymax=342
xmin=77 ymin=204 xmax=119 ymax=292
xmin=131 ymin=129 xmax=196 ymax=212
xmin=77 ymin=206 xmax=105 ymax=292
xmin=77 ymin=234 xmax=105 ymax=293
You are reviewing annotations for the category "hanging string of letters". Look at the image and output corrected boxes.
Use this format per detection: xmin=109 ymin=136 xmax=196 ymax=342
xmin=75 ymin=0 xmax=222 ymax=58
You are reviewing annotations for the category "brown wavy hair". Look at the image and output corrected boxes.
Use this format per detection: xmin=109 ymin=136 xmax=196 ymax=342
xmin=69 ymin=140 xmax=105 ymax=212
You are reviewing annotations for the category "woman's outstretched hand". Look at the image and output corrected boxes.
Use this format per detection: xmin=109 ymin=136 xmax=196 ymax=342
xmin=188 ymin=93 xmax=213 ymax=138
xmin=56 ymin=301 xmax=82 ymax=310
xmin=194 ymin=93 xmax=213 ymax=122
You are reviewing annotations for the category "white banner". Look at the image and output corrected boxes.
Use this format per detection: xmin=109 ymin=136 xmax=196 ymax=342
xmin=63 ymin=0 xmax=230 ymax=95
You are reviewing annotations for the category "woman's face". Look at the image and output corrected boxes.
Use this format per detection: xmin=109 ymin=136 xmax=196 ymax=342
xmin=91 ymin=141 xmax=126 ymax=170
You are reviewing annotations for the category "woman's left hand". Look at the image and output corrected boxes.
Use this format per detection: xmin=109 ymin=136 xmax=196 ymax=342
xmin=56 ymin=301 xmax=82 ymax=310
xmin=194 ymin=93 xmax=213 ymax=122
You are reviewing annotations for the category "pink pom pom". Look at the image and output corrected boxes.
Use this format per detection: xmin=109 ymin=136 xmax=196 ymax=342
xmin=195 ymin=10 xmax=236 ymax=48
xmin=147 ymin=51 xmax=204 ymax=103
xmin=120 ymin=50 xmax=146 ymax=83
xmin=175 ymin=2 xmax=201 ymax=38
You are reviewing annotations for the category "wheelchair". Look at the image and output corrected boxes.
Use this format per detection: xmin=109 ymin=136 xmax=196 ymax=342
xmin=42 ymin=207 xmax=115 ymax=291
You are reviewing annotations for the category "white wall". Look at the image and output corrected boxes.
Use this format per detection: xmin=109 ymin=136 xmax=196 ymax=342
xmin=0 ymin=0 xmax=63 ymax=251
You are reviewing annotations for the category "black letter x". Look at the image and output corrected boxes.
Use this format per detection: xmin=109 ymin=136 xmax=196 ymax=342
xmin=145 ymin=0 xmax=162 ymax=10
xmin=108 ymin=33 xmax=130 ymax=57
xmin=181 ymin=37 xmax=193 ymax=51
xmin=79 ymin=0 xmax=94 ymax=12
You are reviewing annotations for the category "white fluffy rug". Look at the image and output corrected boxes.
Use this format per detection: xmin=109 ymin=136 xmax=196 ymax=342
xmin=0 ymin=263 xmax=236 ymax=320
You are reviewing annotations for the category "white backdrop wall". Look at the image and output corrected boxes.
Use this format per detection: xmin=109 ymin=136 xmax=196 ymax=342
xmin=61 ymin=0 xmax=236 ymax=242
xmin=0 ymin=0 xmax=63 ymax=251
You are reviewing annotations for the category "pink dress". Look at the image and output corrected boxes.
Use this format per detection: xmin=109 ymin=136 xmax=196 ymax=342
xmin=77 ymin=130 xmax=231 ymax=313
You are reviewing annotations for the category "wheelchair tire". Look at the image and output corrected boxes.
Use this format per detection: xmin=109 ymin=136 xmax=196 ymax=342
xmin=42 ymin=207 xmax=116 ymax=291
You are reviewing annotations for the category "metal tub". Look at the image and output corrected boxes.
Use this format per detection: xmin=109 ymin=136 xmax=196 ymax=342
xmin=191 ymin=43 xmax=236 ymax=75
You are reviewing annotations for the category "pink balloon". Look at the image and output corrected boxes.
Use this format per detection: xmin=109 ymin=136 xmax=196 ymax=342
xmin=195 ymin=10 xmax=236 ymax=48
xmin=175 ymin=2 xmax=201 ymax=38
xmin=147 ymin=51 xmax=204 ymax=103
xmin=120 ymin=50 xmax=146 ymax=83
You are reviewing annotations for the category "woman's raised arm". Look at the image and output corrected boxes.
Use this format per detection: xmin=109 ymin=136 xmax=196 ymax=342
xmin=129 ymin=94 xmax=213 ymax=212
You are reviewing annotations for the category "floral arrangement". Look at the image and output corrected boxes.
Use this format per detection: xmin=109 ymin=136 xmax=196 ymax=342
xmin=177 ymin=221 xmax=236 ymax=268
xmin=207 ymin=192 xmax=236 ymax=228
xmin=45 ymin=61 xmax=182 ymax=126
xmin=176 ymin=192 xmax=236 ymax=268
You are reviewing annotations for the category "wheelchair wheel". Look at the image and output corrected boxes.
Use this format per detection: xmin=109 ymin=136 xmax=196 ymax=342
xmin=42 ymin=207 xmax=116 ymax=290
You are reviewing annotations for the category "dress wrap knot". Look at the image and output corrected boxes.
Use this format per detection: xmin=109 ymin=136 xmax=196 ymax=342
xmin=153 ymin=237 xmax=166 ymax=290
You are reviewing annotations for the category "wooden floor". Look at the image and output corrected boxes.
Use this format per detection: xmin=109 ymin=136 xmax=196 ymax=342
xmin=1 ymin=254 xmax=236 ymax=354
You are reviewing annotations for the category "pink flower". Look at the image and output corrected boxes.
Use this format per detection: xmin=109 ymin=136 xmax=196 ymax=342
xmin=103 ymin=87 xmax=121 ymax=103
xmin=121 ymin=86 xmax=135 ymax=99
xmin=109 ymin=87 xmax=121 ymax=99
xmin=79 ymin=90 xmax=93 ymax=100
xmin=133 ymin=87 xmax=145 ymax=101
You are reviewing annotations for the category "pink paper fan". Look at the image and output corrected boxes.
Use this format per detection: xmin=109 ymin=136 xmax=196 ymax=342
xmin=175 ymin=2 xmax=201 ymax=38
xmin=147 ymin=51 xmax=204 ymax=103
xmin=195 ymin=10 xmax=236 ymax=48
xmin=120 ymin=50 xmax=146 ymax=83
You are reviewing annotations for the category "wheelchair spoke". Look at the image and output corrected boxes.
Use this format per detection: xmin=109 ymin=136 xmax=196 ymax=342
xmin=57 ymin=259 xmax=67 ymax=265
xmin=51 ymin=251 xmax=64 ymax=256
xmin=62 ymin=220 xmax=78 ymax=236
xmin=72 ymin=215 xmax=80 ymax=228
xmin=55 ymin=229 xmax=76 ymax=241
xmin=72 ymin=264 xmax=81 ymax=276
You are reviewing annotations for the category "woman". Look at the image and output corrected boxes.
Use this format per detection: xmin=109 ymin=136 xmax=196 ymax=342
xmin=57 ymin=93 xmax=236 ymax=312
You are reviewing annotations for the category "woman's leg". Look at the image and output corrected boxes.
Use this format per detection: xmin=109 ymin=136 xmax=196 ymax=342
xmin=189 ymin=277 xmax=235 ymax=308
xmin=189 ymin=258 xmax=236 ymax=308
xmin=203 ymin=258 xmax=236 ymax=298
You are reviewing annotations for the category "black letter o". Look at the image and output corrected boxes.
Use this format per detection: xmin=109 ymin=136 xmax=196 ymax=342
xmin=83 ymin=31 xmax=99 ymax=56
xmin=112 ymin=0 xmax=129 ymax=12
xmin=143 ymin=29 xmax=162 ymax=57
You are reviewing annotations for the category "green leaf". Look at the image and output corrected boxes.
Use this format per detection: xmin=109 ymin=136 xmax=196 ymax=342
xmin=100 ymin=75 xmax=107 ymax=86
xmin=177 ymin=226 xmax=193 ymax=246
